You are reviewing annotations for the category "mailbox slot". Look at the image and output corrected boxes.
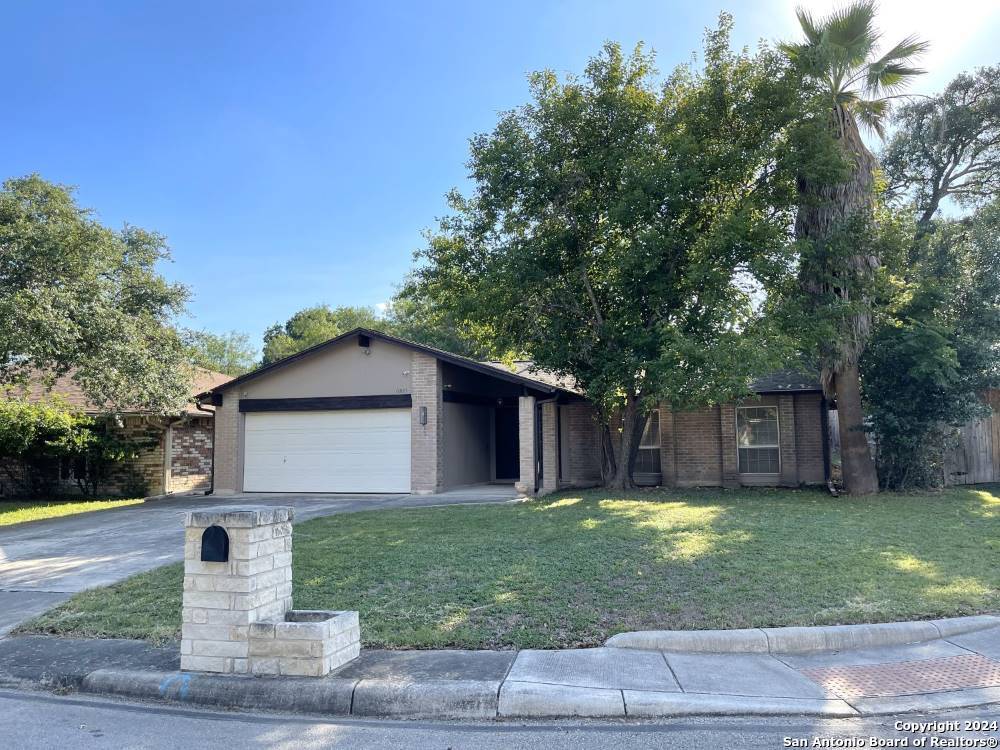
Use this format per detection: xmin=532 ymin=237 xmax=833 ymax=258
xmin=201 ymin=525 xmax=229 ymax=562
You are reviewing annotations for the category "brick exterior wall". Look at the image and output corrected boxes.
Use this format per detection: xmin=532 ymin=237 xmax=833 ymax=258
xmin=169 ymin=417 xmax=214 ymax=494
xmin=794 ymin=392 xmax=826 ymax=485
xmin=68 ymin=416 xmax=168 ymax=496
xmin=719 ymin=404 xmax=739 ymax=488
xmin=778 ymin=394 xmax=799 ymax=487
xmin=410 ymin=351 xmax=443 ymax=493
xmin=515 ymin=396 xmax=536 ymax=494
xmin=540 ymin=401 xmax=559 ymax=495
xmin=0 ymin=416 xmax=166 ymax=497
xmin=660 ymin=408 xmax=677 ymax=487
xmin=657 ymin=393 xmax=827 ymax=488
xmin=673 ymin=405 xmax=723 ymax=486
xmin=213 ymin=392 xmax=241 ymax=494
xmin=560 ymin=402 xmax=602 ymax=486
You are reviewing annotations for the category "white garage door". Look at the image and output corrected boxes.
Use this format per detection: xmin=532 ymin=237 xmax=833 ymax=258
xmin=243 ymin=409 xmax=411 ymax=493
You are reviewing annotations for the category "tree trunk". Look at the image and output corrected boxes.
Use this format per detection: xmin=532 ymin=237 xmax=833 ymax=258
xmin=607 ymin=394 xmax=644 ymax=490
xmin=796 ymin=104 xmax=881 ymax=495
xmin=833 ymin=363 xmax=878 ymax=495
xmin=600 ymin=422 xmax=617 ymax=485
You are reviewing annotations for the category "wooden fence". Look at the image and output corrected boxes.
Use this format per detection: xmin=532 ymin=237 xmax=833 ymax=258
xmin=944 ymin=390 xmax=1000 ymax=486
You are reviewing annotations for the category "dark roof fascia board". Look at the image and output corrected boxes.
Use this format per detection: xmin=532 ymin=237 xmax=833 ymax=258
xmin=751 ymin=386 xmax=824 ymax=394
xmin=197 ymin=327 xmax=566 ymax=399
xmin=239 ymin=394 xmax=412 ymax=412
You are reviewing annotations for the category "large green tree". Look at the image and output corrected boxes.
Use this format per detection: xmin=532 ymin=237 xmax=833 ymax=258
xmin=183 ymin=329 xmax=257 ymax=376
xmin=861 ymin=66 xmax=1000 ymax=488
xmin=882 ymin=65 xmax=1000 ymax=226
xmin=0 ymin=175 xmax=191 ymax=412
xmin=414 ymin=21 xmax=822 ymax=488
xmin=780 ymin=1 xmax=927 ymax=495
xmin=384 ymin=276 xmax=494 ymax=359
xmin=261 ymin=305 xmax=382 ymax=364
xmin=863 ymin=203 xmax=1000 ymax=488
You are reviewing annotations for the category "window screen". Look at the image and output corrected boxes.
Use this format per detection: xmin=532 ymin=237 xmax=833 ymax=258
xmin=636 ymin=410 xmax=661 ymax=474
xmin=737 ymin=406 xmax=780 ymax=474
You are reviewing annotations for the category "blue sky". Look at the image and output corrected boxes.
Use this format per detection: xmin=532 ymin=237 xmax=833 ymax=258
xmin=3 ymin=1 xmax=998 ymax=349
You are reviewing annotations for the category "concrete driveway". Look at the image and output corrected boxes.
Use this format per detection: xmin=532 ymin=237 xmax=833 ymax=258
xmin=0 ymin=485 xmax=522 ymax=637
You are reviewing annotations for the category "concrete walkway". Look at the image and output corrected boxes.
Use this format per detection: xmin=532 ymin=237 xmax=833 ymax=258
xmin=1 ymin=620 xmax=998 ymax=719
xmin=0 ymin=486 xmax=522 ymax=636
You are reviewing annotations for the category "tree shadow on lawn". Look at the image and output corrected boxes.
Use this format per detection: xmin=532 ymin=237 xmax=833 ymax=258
xmin=291 ymin=485 xmax=999 ymax=649
xmin=20 ymin=486 xmax=998 ymax=649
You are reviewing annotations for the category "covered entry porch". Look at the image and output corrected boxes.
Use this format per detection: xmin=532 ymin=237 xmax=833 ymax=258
xmin=435 ymin=361 xmax=600 ymax=495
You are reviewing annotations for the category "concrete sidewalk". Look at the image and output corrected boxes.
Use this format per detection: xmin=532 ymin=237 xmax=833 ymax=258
xmin=1 ymin=619 xmax=998 ymax=720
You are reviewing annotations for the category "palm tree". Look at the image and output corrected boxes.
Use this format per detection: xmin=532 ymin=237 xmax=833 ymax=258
xmin=781 ymin=1 xmax=927 ymax=495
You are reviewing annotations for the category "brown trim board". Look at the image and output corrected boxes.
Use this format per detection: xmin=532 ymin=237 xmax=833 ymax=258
xmin=239 ymin=395 xmax=412 ymax=412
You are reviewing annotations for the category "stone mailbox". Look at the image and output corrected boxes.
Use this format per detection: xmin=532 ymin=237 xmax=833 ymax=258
xmin=181 ymin=506 xmax=360 ymax=677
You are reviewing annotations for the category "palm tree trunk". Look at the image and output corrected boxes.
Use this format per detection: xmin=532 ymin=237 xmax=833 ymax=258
xmin=796 ymin=105 xmax=881 ymax=495
xmin=832 ymin=363 xmax=878 ymax=495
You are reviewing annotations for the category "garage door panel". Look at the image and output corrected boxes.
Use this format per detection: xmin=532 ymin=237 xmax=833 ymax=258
xmin=243 ymin=409 xmax=410 ymax=493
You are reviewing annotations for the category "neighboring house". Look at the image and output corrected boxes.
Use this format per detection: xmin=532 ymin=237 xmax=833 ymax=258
xmin=1 ymin=368 xmax=231 ymax=497
xmin=199 ymin=328 xmax=828 ymax=496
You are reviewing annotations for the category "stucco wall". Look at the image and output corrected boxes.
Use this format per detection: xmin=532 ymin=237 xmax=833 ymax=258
xmin=441 ymin=401 xmax=491 ymax=488
xmin=213 ymin=337 xmax=414 ymax=494
xmin=232 ymin=338 xmax=412 ymax=400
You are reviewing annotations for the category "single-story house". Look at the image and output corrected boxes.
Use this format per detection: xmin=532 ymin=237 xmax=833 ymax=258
xmin=1 ymin=368 xmax=230 ymax=497
xmin=198 ymin=328 xmax=828 ymax=495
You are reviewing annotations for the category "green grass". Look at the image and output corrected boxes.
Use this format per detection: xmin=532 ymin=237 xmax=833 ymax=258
xmin=0 ymin=497 xmax=144 ymax=526
xmin=20 ymin=486 xmax=1000 ymax=649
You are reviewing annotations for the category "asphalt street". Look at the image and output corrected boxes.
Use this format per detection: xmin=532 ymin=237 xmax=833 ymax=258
xmin=2 ymin=687 xmax=998 ymax=749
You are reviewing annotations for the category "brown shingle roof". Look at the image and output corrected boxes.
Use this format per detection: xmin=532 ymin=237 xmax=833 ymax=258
xmin=480 ymin=360 xmax=583 ymax=394
xmin=3 ymin=367 xmax=231 ymax=415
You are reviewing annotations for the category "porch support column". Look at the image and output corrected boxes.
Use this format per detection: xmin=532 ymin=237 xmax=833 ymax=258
xmin=720 ymin=404 xmax=739 ymax=489
xmin=411 ymin=352 xmax=443 ymax=494
xmin=778 ymin=394 xmax=798 ymax=487
xmin=539 ymin=401 xmax=559 ymax=495
xmin=515 ymin=395 xmax=537 ymax=495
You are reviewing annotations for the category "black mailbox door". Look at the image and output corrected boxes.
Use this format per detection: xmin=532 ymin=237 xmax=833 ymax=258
xmin=201 ymin=525 xmax=229 ymax=562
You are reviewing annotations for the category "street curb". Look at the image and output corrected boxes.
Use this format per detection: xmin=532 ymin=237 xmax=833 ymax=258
xmin=623 ymin=691 xmax=858 ymax=718
xmin=36 ymin=664 xmax=1000 ymax=719
xmin=851 ymin=686 xmax=1000 ymax=715
xmin=352 ymin=678 xmax=501 ymax=719
xmin=499 ymin=681 xmax=626 ymax=718
xmin=605 ymin=615 xmax=1000 ymax=654
xmin=81 ymin=669 xmax=358 ymax=714
xmin=79 ymin=669 xmax=500 ymax=719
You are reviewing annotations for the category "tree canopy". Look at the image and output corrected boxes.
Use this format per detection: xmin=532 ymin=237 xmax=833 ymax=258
xmin=183 ymin=329 xmax=258 ymax=376
xmin=882 ymin=64 xmax=1000 ymax=225
xmin=413 ymin=20 xmax=825 ymax=486
xmin=0 ymin=175 xmax=191 ymax=413
xmin=261 ymin=305 xmax=383 ymax=364
xmin=862 ymin=65 xmax=1000 ymax=488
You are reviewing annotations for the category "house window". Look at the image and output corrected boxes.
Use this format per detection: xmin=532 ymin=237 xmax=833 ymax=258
xmin=635 ymin=410 xmax=661 ymax=474
xmin=737 ymin=406 xmax=780 ymax=474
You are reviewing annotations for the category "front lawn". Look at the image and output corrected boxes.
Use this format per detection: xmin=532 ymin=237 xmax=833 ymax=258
xmin=0 ymin=497 xmax=145 ymax=527
xmin=20 ymin=486 xmax=999 ymax=648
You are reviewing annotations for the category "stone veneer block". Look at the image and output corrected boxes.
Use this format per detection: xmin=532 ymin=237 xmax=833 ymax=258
xmin=181 ymin=506 xmax=295 ymax=674
xmin=248 ymin=610 xmax=361 ymax=677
